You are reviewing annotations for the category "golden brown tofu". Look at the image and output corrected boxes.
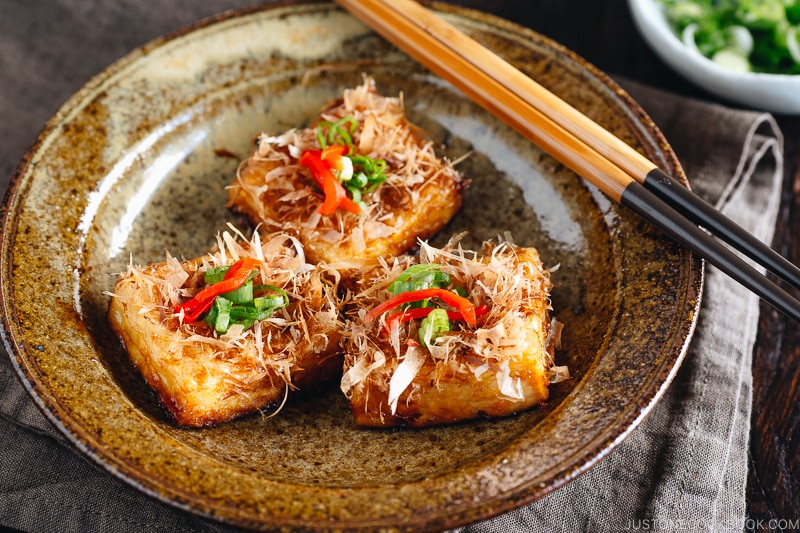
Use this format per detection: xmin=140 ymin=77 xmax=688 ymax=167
xmin=107 ymin=230 xmax=343 ymax=427
xmin=226 ymin=77 xmax=466 ymax=265
xmin=339 ymin=237 xmax=567 ymax=427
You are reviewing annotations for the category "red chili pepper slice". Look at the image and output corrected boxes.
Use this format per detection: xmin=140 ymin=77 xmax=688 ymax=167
xmin=320 ymin=144 xmax=349 ymax=167
xmin=299 ymin=148 xmax=360 ymax=215
xmin=383 ymin=302 xmax=489 ymax=333
xmin=174 ymin=257 xmax=262 ymax=323
xmin=363 ymin=288 xmax=477 ymax=327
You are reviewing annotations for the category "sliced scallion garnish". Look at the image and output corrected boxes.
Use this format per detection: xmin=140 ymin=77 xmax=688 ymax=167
xmin=388 ymin=264 xmax=451 ymax=294
xmin=205 ymin=296 xmax=233 ymax=334
xmin=221 ymin=280 xmax=254 ymax=304
xmin=204 ymin=265 xmax=230 ymax=284
xmin=316 ymin=116 xmax=359 ymax=148
xmin=304 ymin=116 xmax=390 ymax=214
xmin=200 ymin=276 xmax=289 ymax=334
xmin=418 ymin=308 xmax=450 ymax=346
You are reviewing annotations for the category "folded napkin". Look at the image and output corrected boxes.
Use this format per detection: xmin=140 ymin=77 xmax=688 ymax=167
xmin=0 ymin=2 xmax=784 ymax=531
xmin=455 ymin=81 xmax=784 ymax=533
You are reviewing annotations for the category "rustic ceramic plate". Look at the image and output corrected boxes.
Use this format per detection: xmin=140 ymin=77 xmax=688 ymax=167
xmin=0 ymin=2 xmax=701 ymax=531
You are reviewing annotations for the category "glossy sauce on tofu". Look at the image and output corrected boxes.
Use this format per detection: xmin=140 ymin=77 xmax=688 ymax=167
xmin=226 ymin=78 xmax=466 ymax=265
xmin=108 ymin=80 xmax=566 ymax=430
xmin=339 ymin=238 xmax=567 ymax=427
xmin=107 ymin=231 xmax=343 ymax=427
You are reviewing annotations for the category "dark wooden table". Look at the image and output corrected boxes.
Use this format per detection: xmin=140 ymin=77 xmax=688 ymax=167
xmin=451 ymin=0 xmax=800 ymax=529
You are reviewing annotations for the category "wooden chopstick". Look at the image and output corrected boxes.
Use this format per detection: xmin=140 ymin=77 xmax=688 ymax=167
xmin=341 ymin=0 xmax=800 ymax=293
xmin=335 ymin=0 xmax=800 ymax=322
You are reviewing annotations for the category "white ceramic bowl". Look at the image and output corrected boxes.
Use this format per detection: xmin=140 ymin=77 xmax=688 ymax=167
xmin=628 ymin=0 xmax=800 ymax=114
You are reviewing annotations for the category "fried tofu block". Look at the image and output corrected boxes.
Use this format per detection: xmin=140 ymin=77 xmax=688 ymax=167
xmin=227 ymin=77 xmax=466 ymax=265
xmin=340 ymin=238 xmax=567 ymax=427
xmin=107 ymin=231 xmax=343 ymax=427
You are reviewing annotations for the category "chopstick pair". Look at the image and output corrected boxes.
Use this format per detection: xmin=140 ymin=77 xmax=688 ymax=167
xmin=335 ymin=0 xmax=800 ymax=322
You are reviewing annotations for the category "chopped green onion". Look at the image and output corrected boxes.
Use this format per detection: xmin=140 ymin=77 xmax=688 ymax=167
xmin=388 ymin=264 xmax=451 ymax=294
xmin=254 ymin=283 xmax=289 ymax=303
xmin=204 ymin=265 xmax=259 ymax=286
xmin=350 ymin=172 xmax=368 ymax=188
xmin=205 ymin=296 xmax=233 ymax=333
xmin=204 ymin=265 xmax=230 ymax=284
xmin=789 ymin=4 xmax=800 ymax=24
xmin=659 ymin=0 xmax=800 ymax=73
xmin=348 ymin=155 xmax=387 ymax=193
xmin=788 ymin=26 xmax=800 ymax=62
xmin=316 ymin=116 xmax=358 ymax=148
xmin=419 ymin=308 xmax=450 ymax=346
xmin=735 ymin=0 xmax=785 ymax=29
xmin=253 ymin=294 xmax=285 ymax=309
xmin=198 ymin=279 xmax=289 ymax=334
xmin=725 ymin=25 xmax=755 ymax=55
xmin=452 ymin=285 xmax=469 ymax=298
xmin=229 ymin=305 xmax=277 ymax=321
xmin=347 ymin=187 xmax=362 ymax=204
xmin=309 ymin=116 xmax=390 ymax=210
xmin=221 ymin=280 xmax=254 ymax=304
xmin=387 ymin=264 xmax=462 ymax=311
xmin=712 ymin=47 xmax=752 ymax=71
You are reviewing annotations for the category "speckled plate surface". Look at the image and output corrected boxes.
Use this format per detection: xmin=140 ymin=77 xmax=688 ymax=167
xmin=0 ymin=2 xmax=701 ymax=531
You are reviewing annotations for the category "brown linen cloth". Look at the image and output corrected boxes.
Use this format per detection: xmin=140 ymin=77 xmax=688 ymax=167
xmin=0 ymin=2 xmax=784 ymax=532
xmin=452 ymin=79 xmax=784 ymax=533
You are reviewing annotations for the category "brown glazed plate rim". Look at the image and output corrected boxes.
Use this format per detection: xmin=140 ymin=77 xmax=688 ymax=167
xmin=0 ymin=2 xmax=702 ymax=531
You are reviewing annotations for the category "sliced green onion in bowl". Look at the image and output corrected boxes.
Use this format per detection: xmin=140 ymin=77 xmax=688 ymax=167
xmin=659 ymin=0 xmax=800 ymax=74
xmin=681 ymin=23 xmax=702 ymax=52
xmin=712 ymin=48 xmax=752 ymax=71
xmin=725 ymin=25 xmax=754 ymax=55
xmin=788 ymin=26 xmax=800 ymax=63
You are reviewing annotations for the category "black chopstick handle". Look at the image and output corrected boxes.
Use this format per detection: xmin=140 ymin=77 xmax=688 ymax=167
xmin=643 ymin=168 xmax=800 ymax=290
xmin=621 ymin=180 xmax=800 ymax=322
